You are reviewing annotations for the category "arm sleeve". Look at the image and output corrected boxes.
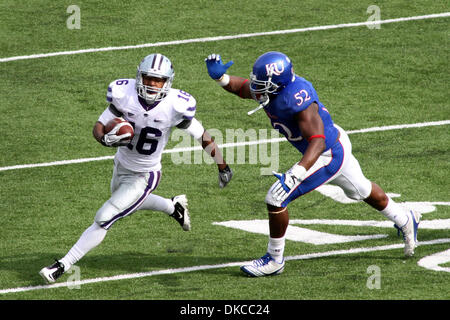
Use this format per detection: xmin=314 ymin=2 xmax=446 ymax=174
xmin=98 ymin=104 xmax=121 ymax=125
xmin=182 ymin=118 xmax=205 ymax=140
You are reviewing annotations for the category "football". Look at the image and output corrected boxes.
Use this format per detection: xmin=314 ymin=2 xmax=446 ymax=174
xmin=105 ymin=118 xmax=134 ymax=140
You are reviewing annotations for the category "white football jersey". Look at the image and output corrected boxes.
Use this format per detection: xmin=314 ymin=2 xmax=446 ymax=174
xmin=98 ymin=78 xmax=196 ymax=172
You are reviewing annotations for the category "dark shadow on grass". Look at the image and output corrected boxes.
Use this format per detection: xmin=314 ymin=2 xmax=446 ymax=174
xmin=1 ymin=231 xmax=433 ymax=289
xmin=0 ymin=252 xmax=246 ymax=288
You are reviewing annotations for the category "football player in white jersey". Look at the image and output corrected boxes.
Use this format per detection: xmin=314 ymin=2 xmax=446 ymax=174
xmin=39 ymin=53 xmax=233 ymax=284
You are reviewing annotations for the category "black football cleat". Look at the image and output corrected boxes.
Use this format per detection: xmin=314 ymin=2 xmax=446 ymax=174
xmin=39 ymin=259 xmax=65 ymax=284
xmin=170 ymin=195 xmax=191 ymax=231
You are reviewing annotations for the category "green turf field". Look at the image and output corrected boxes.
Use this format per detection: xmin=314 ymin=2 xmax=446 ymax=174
xmin=0 ymin=0 xmax=449 ymax=303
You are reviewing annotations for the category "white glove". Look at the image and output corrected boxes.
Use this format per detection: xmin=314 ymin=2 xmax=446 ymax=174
xmin=102 ymin=122 xmax=132 ymax=147
xmin=271 ymin=164 xmax=307 ymax=202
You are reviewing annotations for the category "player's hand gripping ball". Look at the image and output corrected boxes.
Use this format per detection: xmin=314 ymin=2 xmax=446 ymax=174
xmin=102 ymin=118 xmax=134 ymax=147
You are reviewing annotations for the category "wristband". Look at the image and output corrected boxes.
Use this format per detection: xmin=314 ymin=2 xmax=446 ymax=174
xmin=215 ymin=74 xmax=230 ymax=87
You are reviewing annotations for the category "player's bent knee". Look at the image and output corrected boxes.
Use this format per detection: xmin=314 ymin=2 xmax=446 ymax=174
xmin=345 ymin=190 xmax=366 ymax=201
xmin=94 ymin=200 xmax=120 ymax=226
xmin=93 ymin=220 xmax=107 ymax=230
xmin=344 ymin=180 xmax=372 ymax=201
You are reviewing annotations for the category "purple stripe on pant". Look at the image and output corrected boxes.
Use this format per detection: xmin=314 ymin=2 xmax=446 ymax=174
xmin=101 ymin=171 xmax=161 ymax=230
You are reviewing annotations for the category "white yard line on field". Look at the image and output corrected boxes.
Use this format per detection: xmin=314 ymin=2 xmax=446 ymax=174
xmin=1 ymin=238 xmax=449 ymax=295
xmin=1 ymin=12 xmax=449 ymax=63
xmin=0 ymin=120 xmax=449 ymax=172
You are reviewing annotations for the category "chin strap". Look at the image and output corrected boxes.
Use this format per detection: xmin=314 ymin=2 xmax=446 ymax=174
xmin=247 ymin=81 xmax=276 ymax=116
xmin=247 ymin=104 xmax=265 ymax=116
xmin=247 ymin=97 xmax=270 ymax=115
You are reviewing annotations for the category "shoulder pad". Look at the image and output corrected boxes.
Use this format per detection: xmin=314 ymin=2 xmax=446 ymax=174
xmin=282 ymin=77 xmax=316 ymax=114
xmin=171 ymin=89 xmax=197 ymax=121
xmin=106 ymin=79 xmax=135 ymax=105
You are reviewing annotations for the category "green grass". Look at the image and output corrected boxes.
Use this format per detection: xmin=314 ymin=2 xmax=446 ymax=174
xmin=0 ymin=0 xmax=449 ymax=302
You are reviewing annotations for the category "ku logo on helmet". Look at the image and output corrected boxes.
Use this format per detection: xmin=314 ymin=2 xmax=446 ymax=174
xmin=265 ymin=62 xmax=285 ymax=76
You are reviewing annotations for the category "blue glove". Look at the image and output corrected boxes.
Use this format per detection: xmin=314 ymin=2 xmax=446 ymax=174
xmin=205 ymin=53 xmax=234 ymax=80
xmin=271 ymin=172 xmax=293 ymax=202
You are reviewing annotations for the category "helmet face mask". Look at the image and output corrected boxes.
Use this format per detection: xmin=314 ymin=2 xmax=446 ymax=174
xmin=136 ymin=54 xmax=174 ymax=104
xmin=249 ymin=72 xmax=279 ymax=106
xmin=249 ymin=51 xmax=294 ymax=106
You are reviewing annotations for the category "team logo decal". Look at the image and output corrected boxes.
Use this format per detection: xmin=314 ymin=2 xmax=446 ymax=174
xmin=272 ymin=122 xmax=303 ymax=141
xmin=265 ymin=61 xmax=284 ymax=76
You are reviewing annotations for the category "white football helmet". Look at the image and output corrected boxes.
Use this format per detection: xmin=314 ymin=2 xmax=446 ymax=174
xmin=136 ymin=53 xmax=175 ymax=104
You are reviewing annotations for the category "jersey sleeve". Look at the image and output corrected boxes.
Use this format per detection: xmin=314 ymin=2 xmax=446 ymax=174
xmin=288 ymin=81 xmax=318 ymax=115
xmin=98 ymin=105 xmax=120 ymax=125
xmin=105 ymin=79 xmax=133 ymax=109
xmin=99 ymin=79 xmax=131 ymax=124
xmin=172 ymin=90 xmax=197 ymax=125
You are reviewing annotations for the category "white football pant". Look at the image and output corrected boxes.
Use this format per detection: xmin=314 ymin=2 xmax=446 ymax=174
xmin=95 ymin=160 xmax=161 ymax=229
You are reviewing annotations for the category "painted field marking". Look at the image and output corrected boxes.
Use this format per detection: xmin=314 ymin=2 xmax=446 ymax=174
xmin=1 ymin=120 xmax=449 ymax=172
xmin=213 ymin=218 xmax=450 ymax=244
xmin=1 ymin=12 xmax=449 ymax=63
xmin=418 ymin=249 xmax=450 ymax=273
xmin=1 ymin=238 xmax=449 ymax=295
xmin=212 ymin=195 xmax=450 ymax=273
xmin=213 ymin=219 xmax=387 ymax=245
xmin=213 ymin=217 xmax=450 ymax=245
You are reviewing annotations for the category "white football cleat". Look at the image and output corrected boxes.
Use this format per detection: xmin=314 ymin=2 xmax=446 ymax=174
xmin=240 ymin=253 xmax=285 ymax=277
xmin=395 ymin=210 xmax=421 ymax=257
xmin=39 ymin=260 xmax=65 ymax=284
xmin=170 ymin=195 xmax=191 ymax=231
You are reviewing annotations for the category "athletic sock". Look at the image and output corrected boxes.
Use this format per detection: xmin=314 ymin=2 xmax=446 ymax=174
xmin=380 ymin=197 xmax=409 ymax=228
xmin=137 ymin=194 xmax=175 ymax=215
xmin=267 ymin=236 xmax=285 ymax=263
xmin=59 ymin=222 xmax=107 ymax=270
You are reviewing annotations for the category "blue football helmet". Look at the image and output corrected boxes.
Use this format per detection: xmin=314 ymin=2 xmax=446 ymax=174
xmin=250 ymin=51 xmax=294 ymax=106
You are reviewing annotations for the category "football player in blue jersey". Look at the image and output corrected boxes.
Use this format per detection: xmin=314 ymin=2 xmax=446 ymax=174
xmin=205 ymin=52 xmax=421 ymax=277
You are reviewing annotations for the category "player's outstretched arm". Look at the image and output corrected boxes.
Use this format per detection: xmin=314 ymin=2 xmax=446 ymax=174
xmin=201 ymin=130 xmax=233 ymax=188
xmin=205 ymin=53 xmax=252 ymax=99
xmin=200 ymin=130 xmax=226 ymax=170
xmin=180 ymin=118 xmax=233 ymax=188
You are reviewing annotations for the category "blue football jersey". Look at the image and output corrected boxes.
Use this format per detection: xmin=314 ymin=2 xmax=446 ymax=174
xmin=264 ymin=75 xmax=338 ymax=154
